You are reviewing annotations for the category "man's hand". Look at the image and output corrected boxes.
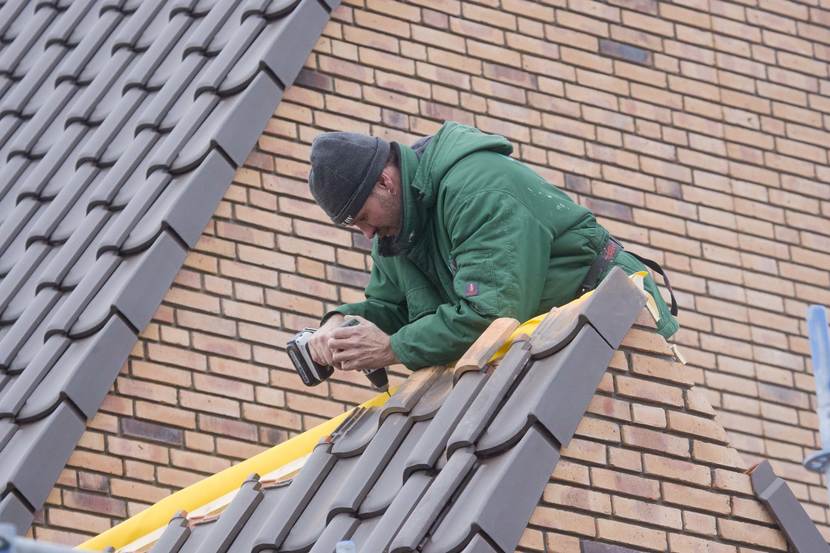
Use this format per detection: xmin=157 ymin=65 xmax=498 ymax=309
xmin=329 ymin=316 xmax=398 ymax=371
xmin=307 ymin=313 xmax=345 ymax=366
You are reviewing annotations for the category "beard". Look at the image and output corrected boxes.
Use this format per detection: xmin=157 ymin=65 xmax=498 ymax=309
xmin=378 ymin=234 xmax=406 ymax=256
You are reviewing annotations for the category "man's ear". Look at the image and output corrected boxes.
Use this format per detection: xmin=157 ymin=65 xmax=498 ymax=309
xmin=377 ymin=169 xmax=395 ymax=194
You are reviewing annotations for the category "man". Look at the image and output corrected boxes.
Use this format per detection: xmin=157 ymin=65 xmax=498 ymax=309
xmin=306 ymin=122 xmax=678 ymax=372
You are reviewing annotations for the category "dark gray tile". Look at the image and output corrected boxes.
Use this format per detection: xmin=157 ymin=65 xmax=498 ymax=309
xmin=0 ymin=287 xmax=59 ymax=371
xmin=280 ymin=453 xmax=363 ymax=552
xmin=403 ymin=369 xmax=487 ymax=478
xmin=359 ymin=472 xmax=432 ymax=553
xmin=174 ymin=72 xmax=282 ymax=171
xmin=123 ymin=9 xmax=200 ymax=95
xmin=750 ymin=460 xmax=830 ymax=553
xmin=25 ymin=166 xmax=100 ymax=243
xmin=359 ymin=416 xmax=430 ymax=517
xmin=0 ymin=241 xmax=49 ymax=317
xmin=460 ymin=535 xmax=500 ymax=553
xmin=108 ymin=1 xmax=166 ymax=53
xmin=19 ymin=315 xmax=135 ymax=421
xmin=120 ymin=150 xmax=235 ymax=251
xmin=306 ymin=513 xmax=360 ymax=553
xmin=0 ymin=2 xmax=30 ymax=42
xmin=389 ymin=448 xmax=477 ymax=553
xmin=0 ymin=335 xmax=66 ymax=418
xmin=0 ymin=401 xmax=85 ymax=511
xmin=530 ymin=267 xmax=645 ymax=356
xmin=330 ymin=407 xmax=382 ymax=458
xmin=209 ymin=479 xmax=291 ymax=552
xmin=149 ymin=511 xmax=191 ymax=553
xmin=180 ymin=1 xmax=242 ymax=59
xmin=345 ymin=513 xmax=382 ymax=551
xmin=0 ymin=197 xmax=40 ymax=276
xmin=200 ymin=475 xmax=263 ymax=553
xmin=446 ymin=340 xmax=531 ymax=456
xmin=42 ymin=252 xmax=119 ymax=339
xmin=0 ymin=419 xmax=17 ymax=451
xmin=477 ymin=325 xmax=614 ymax=455
xmin=329 ymin=413 xmax=410 ymax=519
xmin=252 ymin=443 xmax=337 ymax=549
xmin=409 ymin=366 xmax=454 ymax=420
xmin=0 ymin=491 xmax=32 ymax=536
xmin=71 ymin=231 xmax=187 ymax=336
xmin=424 ymin=427 xmax=560 ymax=553
xmin=379 ymin=365 xmax=443 ymax=423
xmin=39 ymin=207 xmax=112 ymax=288
xmin=257 ymin=0 xmax=329 ymax=89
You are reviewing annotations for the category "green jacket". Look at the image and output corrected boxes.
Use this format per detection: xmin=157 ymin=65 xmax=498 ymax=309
xmin=331 ymin=122 xmax=678 ymax=369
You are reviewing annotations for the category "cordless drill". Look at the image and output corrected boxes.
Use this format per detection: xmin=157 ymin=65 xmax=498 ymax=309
xmin=286 ymin=318 xmax=389 ymax=391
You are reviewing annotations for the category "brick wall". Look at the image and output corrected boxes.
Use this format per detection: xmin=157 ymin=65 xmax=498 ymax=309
xmin=520 ymin=312 xmax=792 ymax=551
xmin=32 ymin=0 xmax=830 ymax=546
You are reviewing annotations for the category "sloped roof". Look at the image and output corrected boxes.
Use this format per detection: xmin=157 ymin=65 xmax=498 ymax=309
xmin=116 ymin=268 xmax=646 ymax=552
xmin=0 ymin=0 xmax=336 ymax=534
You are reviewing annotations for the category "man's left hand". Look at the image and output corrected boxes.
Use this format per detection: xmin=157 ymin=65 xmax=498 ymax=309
xmin=328 ymin=316 xmax=398 ymax=371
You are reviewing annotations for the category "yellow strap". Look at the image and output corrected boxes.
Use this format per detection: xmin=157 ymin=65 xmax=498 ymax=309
xmin=77 ymin=390 xmax=393 ymax=551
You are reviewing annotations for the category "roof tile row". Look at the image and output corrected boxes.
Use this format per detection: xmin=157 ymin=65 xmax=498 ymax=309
xmin=0 ymin=0 xmax=336 ymax=534
xmin=128 ymin=268 xmax=645 ymax=553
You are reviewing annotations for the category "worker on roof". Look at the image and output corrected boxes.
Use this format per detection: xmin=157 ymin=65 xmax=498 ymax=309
xmin=305 ymin=121 xmax=678 ymax=372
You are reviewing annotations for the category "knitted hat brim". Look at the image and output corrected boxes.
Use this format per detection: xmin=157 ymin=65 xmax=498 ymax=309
xmin=332 ymin=138 xmax=390 ymax=226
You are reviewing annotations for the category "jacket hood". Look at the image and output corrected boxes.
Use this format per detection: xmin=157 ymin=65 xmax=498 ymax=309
xmin=379 ymin=122 xmax=513 ymax=257
xmin=412 ymin=122 xmax=513 ymax=208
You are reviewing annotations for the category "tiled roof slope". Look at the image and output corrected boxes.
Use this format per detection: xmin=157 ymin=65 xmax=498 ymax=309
xmin=516 ymin=311 xmax=799 ymax=551
xmin=114 ymin=268 xmax=646 ymax=552
xmin=0 ymin=0 xmax=337 ymax=535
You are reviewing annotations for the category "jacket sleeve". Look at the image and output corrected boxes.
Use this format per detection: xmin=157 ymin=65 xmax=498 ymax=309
xmin=390 ymin=191 xmax=552 ymax=369
xmin=325 ymin=257 xmax=409 ymax=336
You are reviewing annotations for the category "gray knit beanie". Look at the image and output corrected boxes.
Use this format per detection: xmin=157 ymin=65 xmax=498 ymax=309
xmin=308 ymin=132 xmax=391 ymax=226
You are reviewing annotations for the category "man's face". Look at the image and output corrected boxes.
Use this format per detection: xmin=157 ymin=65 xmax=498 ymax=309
xmin=351 ymin=168 xmax=402 ymax=241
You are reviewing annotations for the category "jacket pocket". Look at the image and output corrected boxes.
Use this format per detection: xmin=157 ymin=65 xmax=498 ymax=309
xmin=405 ymin=285 xmax=443 ymax=321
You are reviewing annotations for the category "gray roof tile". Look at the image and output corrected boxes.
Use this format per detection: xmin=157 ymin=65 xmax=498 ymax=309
xmin=0 ymin=0 xmax=333 ymax=533
xmin=358 ymin=472 xmax=432 ymax=553
xmin=329 ymin=413 xmax=411 ymax=520
xmin=20 ymin=316 xmax=135 ymax=421
xmin=446 ymin=339 xmax=532 ymax=456
xmin=459 ymin=535 xmax=499 ymax=553
xmin=252 ymin=443 xmax=338 ymax=549
xmin=477 ymin=324 xmax=614 ymax=455
xmin=201 ymin=475 xmax=264 ymax=553
xmin=424 ymin=426 xmax=560 ymax=553
xmin=358 ymin=416 xmax=431 ymax=517
xmin=389 ymin=447 xmax=477 ymax=553
xmin=306 ymin=513 xmax=359 ymax=553
xmin=281 ymin=454 xmax=363 ymax=552
xmin=750 ymin=460 xmax=830 ymax=553
xmin=0 ymin=491 xmax=31 ymax=536
xmin=0 ymin=401 xmax=85 ymax=513
xmin=149 ymin=511 xmax=191 ymax=553
xmin=403 ymin=370 xmax=487 ymax=478
xmin=133 ymin=268 xmax=644 ymax=553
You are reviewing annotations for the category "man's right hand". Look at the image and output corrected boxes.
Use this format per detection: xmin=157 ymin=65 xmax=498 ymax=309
xmin=307 ymin=313 xmax=345 ymax=366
